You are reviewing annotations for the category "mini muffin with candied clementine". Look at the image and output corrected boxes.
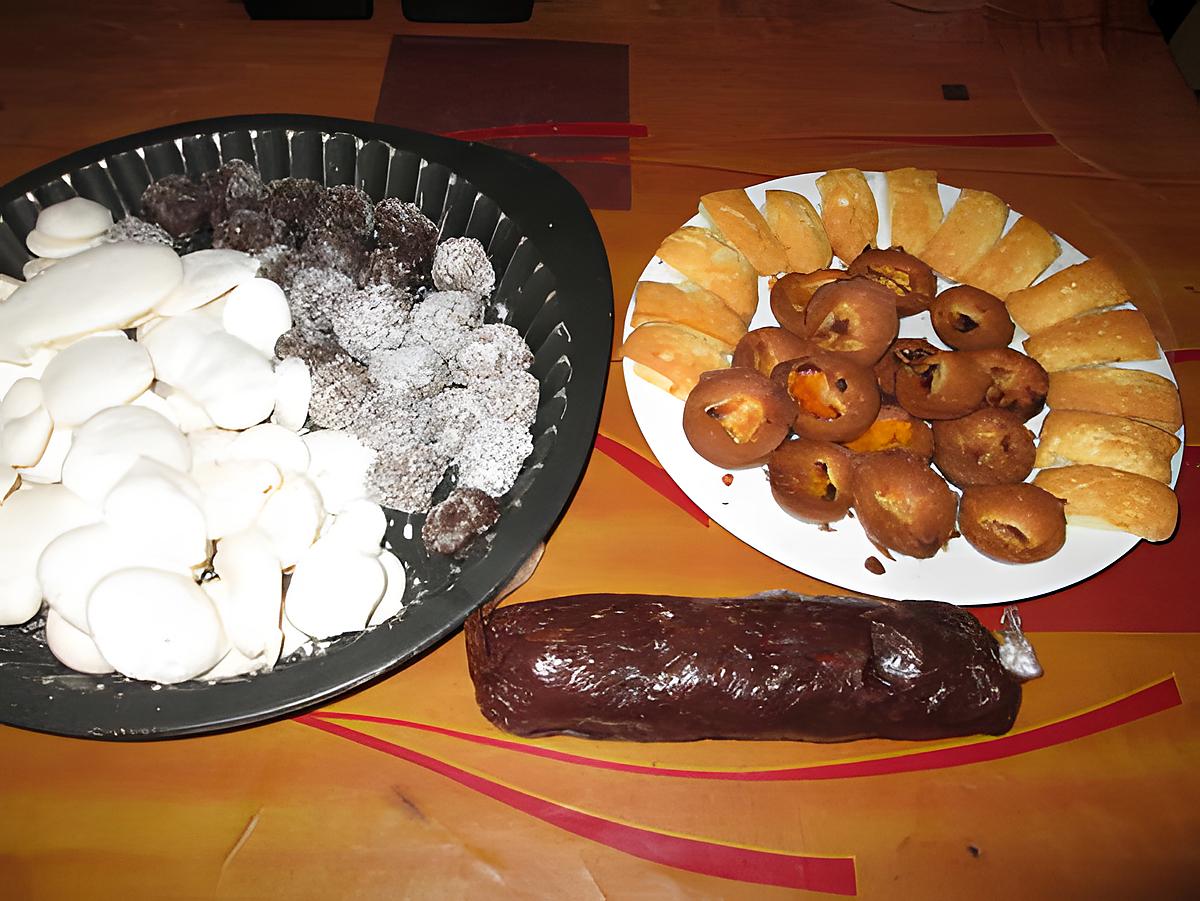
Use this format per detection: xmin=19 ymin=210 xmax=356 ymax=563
xmin=769 ymin=269 xmax=850 ymax=336
xmin=850 ymin=450 xmax=959 ymax=559
xmin=683 ymin=368 xmax=794 ymax=468
xmin=771 ymin=350 xmax=881 ymax=443
xmin=967 ymin=346 xmax=1049 ymax=422
xmin=895 ymin=350 xmax=991 ymax=420
xmin=842 ymin=405 xmax=935 ymax=462
xmin=768 ymin=438 xmax=856 ymax=523
xmin=732 ymin=327 xmax=814 ymax=379
xmin=803 ymin=277 xmax=900 ymax=367
xmin=932 ymin=408 xmax=1036 ymax=488
xmin=874 ymin=337 xmax=941 ymax=401
xmin=847 ymin=247 xmax=937 ymax=317
xmin=930 ymin=285 xmax=1015 ymax=351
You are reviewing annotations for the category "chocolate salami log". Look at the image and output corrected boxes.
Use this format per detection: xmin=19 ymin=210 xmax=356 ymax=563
xmin=466 ymin=593 xmax=1026 ymax=742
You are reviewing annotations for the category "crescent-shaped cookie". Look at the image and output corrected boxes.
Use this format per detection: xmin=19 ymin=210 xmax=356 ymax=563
xmin=700 ymin=189 xmax=789 ymax=276
xmin=816 ymin=169 xmax=878 ymax=264
xmin=1046 ymin=366 xmax=1182 ymax=433
xmin=1022 ymin=308 xmax=1158 ymax=371
xmin=621 ymin=321 xmax=734 ymax=400
xmin=1033 ymin=464 xmax=1178 ymax=542
xmin=763 ymin=190 xmax=833 ymax=273
xmin=1006 ymin=258 xmax=1128 ymax=335
xmin=960 ymin=216 xmax=1060 ymax=298
xmin=632 ymin=280 xmax=749 ymax=347
xmin=655 ymin=226 xmax=758 ymax=324
xmin=918 ymin=188 xmax=1009 ymax=281
xmin=885 ymin=167 xmax=943 ymax=255
xmin=1036 ymin=410 xmax=1180 ymax=484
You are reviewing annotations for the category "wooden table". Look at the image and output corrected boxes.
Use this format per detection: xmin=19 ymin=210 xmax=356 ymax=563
xmin=2 ymin=1 xmax=1198 ymax=897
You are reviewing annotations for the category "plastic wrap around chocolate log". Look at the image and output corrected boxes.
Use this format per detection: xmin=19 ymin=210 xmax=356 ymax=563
xmin=466 ymin=592 xmax=1034 ymax=742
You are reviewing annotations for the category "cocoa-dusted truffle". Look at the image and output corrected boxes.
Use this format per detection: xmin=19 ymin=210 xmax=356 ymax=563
xmin=212 ymin=208 xmax=288 ymax=253
xmin=301 ymin=226 xmax=366 ymax=277
xmin=967 ymin=346 xmax=1049 ymax=422
xmin=847 ymin=247 xmax=937 ymax=318
xmin=318 ymin=184 xmax=374 ymax=239
xmin=768 ymin=438 xmax=856 ymax=523
xmin=769 ymin=268 xmax=849 ymax=337
xmin=851 ymin=450 xmax=958 ymax=559
xmin=432 ymin=236 xmax=496 ymax=296
xmin=683 ymin=368 xmax=793 ymax=468
xmin=266 ymin=177 xmax=326 ymax=241
xmin=931 ymin=285 xmax=1015 ymax=351
xmin=842 ymin=405 xmax=934 ymax=462
xmin=731 ymin=327 xmax=813 ymax=379
xmin=895 ymin=350 xmax=990 ymax=420
xmin=932 ymin=408 xmax=1035 ymax=488
xmin=374 ymin=197 xmax=438 ymax=268
xmin=361 ymin=245 xmax=419 ymax=291
xmin=422 ymin=487 xmax=502 ymax=556
xmin=804 ymin=276 xmax=899 ymax=367
xmin=874 ymin=337 xmax=940 ymax=401
xmin=959 ymin=483 xmax=1067 ymax=564
xmin=204 ymin=159 xmax=266 ymax=224
xmin=140 ymin=175 xmax=211 ymax=238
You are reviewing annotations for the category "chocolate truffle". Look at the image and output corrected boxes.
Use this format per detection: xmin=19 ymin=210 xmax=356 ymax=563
xmin=422 ymin=487 xmax=501 ymax=556
xmin=266 ymin=177 xmax=326 ymax=242
xmin=318 ymin=184 xmax=374 ymax=239
xmin=212 ymin=208 xmax=288 ymax=253
xmin=374 ymin=198 xmax=438 ymax=269
xmin=140 ymin=175 xmax=211 ymax=238
xmin=204 ymin=159 xmax=266 ymax=224
xmin=432 ymin=236 xmax=496 ymax=296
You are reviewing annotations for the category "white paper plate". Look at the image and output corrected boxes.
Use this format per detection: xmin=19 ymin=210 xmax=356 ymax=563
xmin=623 ymin=171 xmax=1184 ymax=605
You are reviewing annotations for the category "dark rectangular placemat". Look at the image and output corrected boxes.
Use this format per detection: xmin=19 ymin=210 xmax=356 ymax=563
xmin=375 ymin=35 xmax=631 ymax=210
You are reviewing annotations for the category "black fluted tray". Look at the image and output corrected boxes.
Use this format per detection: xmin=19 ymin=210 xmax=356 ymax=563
xmin=0 ymin=115 xmax=612 ymax=739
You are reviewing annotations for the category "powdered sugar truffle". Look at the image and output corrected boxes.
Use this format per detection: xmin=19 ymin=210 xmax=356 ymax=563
xmin=432 ymin=237 xmax=495 ymax=296
xmin=301 ymin=226 xmax=366 ymax=278
xmin=368 ymin=345 xmax=450 ymax=401
xmin=454 ymin=415 xmax=533 ymax=498
xmin=361 ymin=246 xmax=419 ymax=292
xmin=351 ymin=391 xmax=436 ymax=453
xmin=429 ymin=387 xmax=488 ymax=459
xmin=330 ymin=283 xmax=411 ymax=363
xmin=367 ymin=439 xmax=449 ymax=513
xmin=285 ymin=266 xmax=355 ymax=337
xmin=403 ymin=290 xmax=485 ymax=358
xmin=475 ymin=370 xmax=540 ymax=426
xmin=253 ymin=243 xmax=297 ymax=286
xmin=451 ymin=323 xmax=533 ymax=384
xmin=275 ymin=331 xmax=371 ymax=430
xmin=103 ymin=217 xmax=174 ymax=248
